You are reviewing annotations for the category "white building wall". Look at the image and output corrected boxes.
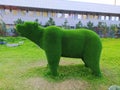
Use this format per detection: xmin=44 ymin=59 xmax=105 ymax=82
xmin=0 ymin=7 xmax=120 ymax=28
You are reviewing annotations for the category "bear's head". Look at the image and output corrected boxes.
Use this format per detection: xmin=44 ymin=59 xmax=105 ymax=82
xmin=16 ymin=22 xmax=44 ymax=46
xmin=16 ymin=22 xmax=39 ymax=38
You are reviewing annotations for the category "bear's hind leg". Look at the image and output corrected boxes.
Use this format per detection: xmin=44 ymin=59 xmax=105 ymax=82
xmin=83 ymin=37 xmax=102 ymax=76
xmin=83 ymin=49 xmax=102 ymax=76
xmin=84 ymin=56 xmax=101 ymax=76
xmin=82 ymin=57 xmax=89 ymax=67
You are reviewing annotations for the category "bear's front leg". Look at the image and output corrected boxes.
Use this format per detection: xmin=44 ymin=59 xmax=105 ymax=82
xmin=45 ymin=44 xmax=61 ymax=76
xmin=43 ymin=27 xmax=62 ymax=76
xmin=45 ymin=52 xmax=61 ymax=76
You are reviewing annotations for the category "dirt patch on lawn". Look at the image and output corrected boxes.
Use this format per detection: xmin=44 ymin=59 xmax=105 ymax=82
xmin=30 ymin=58 xmax=83 ymax=68
xmin=24 ymin=77 xmax=89 ymax=90
xmin=22 ymin=58 xmax=89 ymax=90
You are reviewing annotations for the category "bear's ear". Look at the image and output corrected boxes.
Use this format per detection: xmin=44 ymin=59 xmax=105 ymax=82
xmin=16 ymin=24 xmax=23 ymax=32
xmin=16 ymin=24 xmax=25 ymax=35
xmin=24 ymin=22 xmax=33 ymax=26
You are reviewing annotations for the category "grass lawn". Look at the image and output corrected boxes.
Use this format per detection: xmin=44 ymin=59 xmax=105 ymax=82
xmin=0 ymin=37 xmax=120 ymax=90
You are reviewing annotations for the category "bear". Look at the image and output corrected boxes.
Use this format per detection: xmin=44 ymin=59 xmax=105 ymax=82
xmin=16 ymin=22 xmax=102 ymax=76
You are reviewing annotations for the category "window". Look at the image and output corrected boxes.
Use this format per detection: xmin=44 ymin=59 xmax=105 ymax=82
xmin=116 ymin=16 xmax=119 ymax=21
xmin=69 ymin=13 xmax=74 ymax=18
xmin=36 ymin=11 xmax=40 ymax=16
xmin=51 ymin=12 xmax=56 ymax=17
xmin=101 ymin=16 xmax=105 ymax=20
xmin=21 ymin=10 xmax=26 ymax=16
xmin=64 ymin=13 xmax=69 ymax=18
xmin=57 ymin=13 xmax=62 ymax=18
xmin=5 ymin=9 xmax=10 ymax=14
xmin=94 ymin=15 xmax=98 ymax=20
xmin=111 ymin=16 xmax=115 ymax=21
xmin=89 ymin=15 xmax=94 ymax=19
xmin=106 ymin=16 xmax=109 ymax=20
xmin=12 ymin=10 xmax=18 ymax=15
xmin=0 ymin=8 xmax=5 ymax=14
xmin=83 ymin=14 xmax=87 ymax=19
xmin=78 ymin=14 xmax=82 ymax=19
xmin=6 ymin=25 xmax=10 ymax=29
xmin=43 ymin=11 xmax=48 ymax=17
xmin=0 ymin=8 xmax=2 ymax=12
xmin=28 ymin=11 xmax=34 ymax=16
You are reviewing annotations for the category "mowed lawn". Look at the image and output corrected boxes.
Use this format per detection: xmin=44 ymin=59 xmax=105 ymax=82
xmin=0 ymin=37 xmax=120 ymax=90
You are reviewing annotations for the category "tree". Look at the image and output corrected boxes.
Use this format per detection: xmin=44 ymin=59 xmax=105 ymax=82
xmin=62 ymin=19 xmax=70 ymax=29
xmin=45 ymin=17 xmax=55 ymax=27
xmin=0 ymin=19 xmax=7 ymax=36
xmin=76 ymin=21 xmax=83 ymax=29
xmin=14 ymin=18 xmax=24 ymax=25
xmin=87 ymin=21 xmax=94 ymax=30
xmin=110 ymin=24 xmax=118 ymax=37
xmin=110 ymin=24 xmax=118 ymax=33
xmin=34 ymin=18 xmax=39 ymax=23
xmin=118 ymin=23 xmax=120 ymax=29
xmin=34 ymin=19 xmax=42 ymax=26
xmin=97 ymin=22 xmax=108 ymax=37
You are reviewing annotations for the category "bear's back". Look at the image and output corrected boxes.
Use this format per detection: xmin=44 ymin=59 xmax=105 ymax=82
xmin=61 ymin=29 xmax=101 ymax=58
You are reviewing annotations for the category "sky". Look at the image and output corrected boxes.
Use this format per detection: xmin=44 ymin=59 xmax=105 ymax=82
xmin=69 ymin=0 xmax=120 ymax=5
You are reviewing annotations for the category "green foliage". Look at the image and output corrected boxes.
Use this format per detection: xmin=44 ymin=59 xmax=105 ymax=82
xmin=45 ymin=17 xmax=55 ymax=27
xmin=87 ymin=21 xmax=94 ymax=30
xmin=110 ymin=24 xmax=118 ymax=33
xmin=14 ymin=18 xmax=24 ymax=25
xmin=97 ymin=22 xmax=109 ymax=37
xmin=76 ymin=21 xmax=83 ymax=29
xmin=16 ymin=22 xmax=102 ymax=76
xmin=34 ymin=19 xmax=42 ymax=26
xmin=0 ymin=19 xmax=7 ymax=36
xmin=34 ymin=18 xmax=39 ymax=23
xmin=62 ymin=19 xmax=70 ymax=29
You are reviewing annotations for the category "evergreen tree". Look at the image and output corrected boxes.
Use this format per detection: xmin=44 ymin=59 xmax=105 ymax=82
xmin=35 ymin=18 xmax=39 ymax=23
xmin=110 ymin=24 xmax=118 ymax=33
xmin=62 ymin=19 xmax=70 ymax=29
xmin=76 ymin=21 xmax=83 ymax=29
xmin=14 ymin=18 xmax=24 ymax=25
xmin=0 ymin=19 xmax=7 ymax=36
xmin=97 ymin=22 xmax=108 ymax=37
xmin=34 ymin=19 xmax=42 ymax=26
xmin=45 ymin=17 xmax=55 ymax=27
xmin=87 ymin=21 xmax=94 ymax=30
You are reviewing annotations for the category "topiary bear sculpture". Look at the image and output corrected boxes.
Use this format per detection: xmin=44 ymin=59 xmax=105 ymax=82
xmin=16 ymin=22 xmax=102 ymax=76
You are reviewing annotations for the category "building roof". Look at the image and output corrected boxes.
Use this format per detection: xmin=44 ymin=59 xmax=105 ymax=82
xmin=0 ymin=0 xmax=120 ymax=14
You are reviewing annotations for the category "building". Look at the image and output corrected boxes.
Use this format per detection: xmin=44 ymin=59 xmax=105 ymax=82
xmin=0 ymin=0 xmax=120 ymax=29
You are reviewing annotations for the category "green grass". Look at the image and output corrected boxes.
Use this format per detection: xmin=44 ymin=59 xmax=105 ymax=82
xmin=0 ymin=37 xmax=120 ymax=90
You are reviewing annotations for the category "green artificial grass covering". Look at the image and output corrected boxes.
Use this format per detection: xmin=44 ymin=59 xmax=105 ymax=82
xmin=16 ymin=22 xmax=102 ymax=76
